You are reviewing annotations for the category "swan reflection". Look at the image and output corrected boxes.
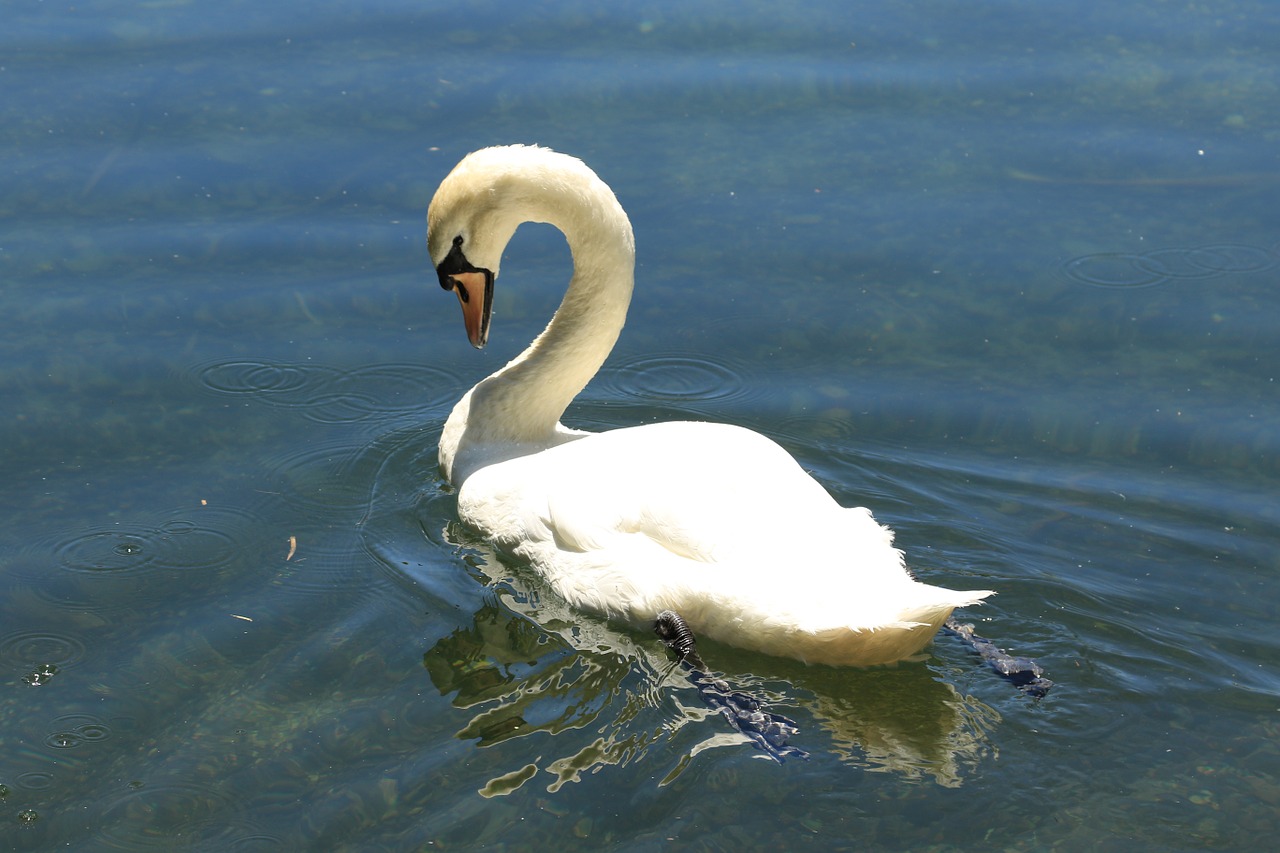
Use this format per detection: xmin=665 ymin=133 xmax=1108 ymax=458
xmin=420 ymin=527 xmax=998 ymax=793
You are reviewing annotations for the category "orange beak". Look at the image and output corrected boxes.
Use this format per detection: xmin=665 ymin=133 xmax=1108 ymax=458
xmin=435 ymin=237 xmax=494 ymax=349
xmin=443 ymin=270 xmax=492 ymax=349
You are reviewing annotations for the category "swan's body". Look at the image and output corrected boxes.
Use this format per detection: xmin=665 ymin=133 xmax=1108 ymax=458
xmin=428 ymin=145 xmax=991 ymax=666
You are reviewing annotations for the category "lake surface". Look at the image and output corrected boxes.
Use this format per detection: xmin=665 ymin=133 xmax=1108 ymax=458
xmin=2 ymin=0 xmax=1278 ymax=849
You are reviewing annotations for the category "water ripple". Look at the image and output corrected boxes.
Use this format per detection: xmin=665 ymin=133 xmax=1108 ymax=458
xmin=44 ymin=714 xmax=112 ymax=751
xmin=195 ymin=359 xmax=457 ymax=423
xmin=1062 ymin=243 xmax=1277 ymax=289
xmin=0 ymin=631 xmax=87 ymax=669
xmin=50 ymin=520 xmax=238 ymax=577
xmin=199 ymin=361 xmax=338 ymax=399
xmin=595 ymin=351 xmax=753 ymax=406
xmin=54 ymin=528 xmax=155 ymax=574
xmin=774 ymin=411 xmax=860 ymax=447
xmin=16 ymin=771 xmax=56 ymax=791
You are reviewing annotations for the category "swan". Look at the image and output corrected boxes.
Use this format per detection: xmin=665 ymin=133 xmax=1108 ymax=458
xmin=427 ymin=144 xmax=992 ymax=666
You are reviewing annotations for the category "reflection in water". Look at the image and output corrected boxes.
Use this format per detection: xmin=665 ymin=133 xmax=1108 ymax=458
xmin=795 ymin=664 xmax=999 ymax=787
xmin=420 ymin=587 xmax=668 ymax=797
xmin=423 ymin=598 xmax=547 ymax=711
xmin=408 ymin=509 xmax=999 ymax=791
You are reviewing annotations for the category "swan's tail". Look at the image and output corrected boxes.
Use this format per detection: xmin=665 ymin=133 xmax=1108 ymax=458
xmin=894 ymin=587 xmax=994 ymax=630
xmin=784 ymin=586 xmax=994 ymax=666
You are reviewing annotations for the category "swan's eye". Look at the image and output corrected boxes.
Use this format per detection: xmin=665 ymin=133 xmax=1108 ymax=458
xmin=453 ymin=235 xmax=464 ymax=248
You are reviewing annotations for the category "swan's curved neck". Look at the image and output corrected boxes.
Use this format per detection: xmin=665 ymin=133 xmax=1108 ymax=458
xmin=441 ymin=167 xmax=635 ymax=484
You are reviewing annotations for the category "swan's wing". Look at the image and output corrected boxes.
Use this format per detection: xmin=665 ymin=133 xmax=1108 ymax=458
xmin=465 ymin=421 xmax=839 ymax=556
xmin=460 ymin=421 xmax=904 ymax=586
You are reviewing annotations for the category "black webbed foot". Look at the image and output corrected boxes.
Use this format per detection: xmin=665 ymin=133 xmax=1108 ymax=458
xmin=943 ymin=619 xmax=1053 ymax=698
xmin=654 ymin=610 xmax=809 ymax=762
xmin=654 ymin=609 xmax=707 ymax=671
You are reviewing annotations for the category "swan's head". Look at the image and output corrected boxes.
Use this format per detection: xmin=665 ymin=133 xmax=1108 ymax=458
xmin=427 ymin=150 xmax=518 ymax=349
xmin=427 ymin=145 xmax=560 ymax=349
xmin=428 ymin=144 xmax=628 ymax=350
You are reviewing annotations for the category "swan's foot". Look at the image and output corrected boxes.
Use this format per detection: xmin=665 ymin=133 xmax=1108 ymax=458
xmin=653 ymin=610 xmax=809 ymax=763
xmin=654 ymin=609 xmax=707 ymax=670
xmin=943 ymin=618 xmax=1053 ymax=698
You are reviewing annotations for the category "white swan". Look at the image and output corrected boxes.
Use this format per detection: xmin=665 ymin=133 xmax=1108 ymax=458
xmin=428 ymin=144 xmax=992 ymax=666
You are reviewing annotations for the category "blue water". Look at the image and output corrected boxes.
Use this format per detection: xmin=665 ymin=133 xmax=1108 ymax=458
xmin=2 ymin=1 xmax=1278 ymax=849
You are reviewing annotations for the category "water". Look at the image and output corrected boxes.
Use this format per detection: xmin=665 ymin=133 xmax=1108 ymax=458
xmin=2 ymin=0 xmax=1278 ymax=849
